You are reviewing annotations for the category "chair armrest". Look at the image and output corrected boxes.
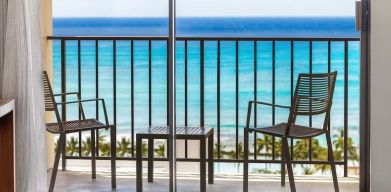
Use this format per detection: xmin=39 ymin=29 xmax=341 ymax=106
xmin=56 ymin=98 xmax=110 ymax=129
xmin=245 ymin=101 xmax=290 ymax=130
xmin=53 ymin=92 xmax=80 ymax=97
xmin=56 ymin=98 xmax=104 ymax=105
xmin=54 ymin=92 xmax=86 ymax=119
xmin=249 ymin=101 xmax=291 ymax=109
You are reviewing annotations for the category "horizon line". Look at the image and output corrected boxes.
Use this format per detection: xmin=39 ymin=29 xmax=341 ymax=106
xmin=52 ymin=16 xmax=356 ymax=19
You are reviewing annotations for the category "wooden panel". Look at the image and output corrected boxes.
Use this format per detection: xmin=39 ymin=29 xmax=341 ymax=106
xmin=0 ymin=99 xmax=15 ymax=192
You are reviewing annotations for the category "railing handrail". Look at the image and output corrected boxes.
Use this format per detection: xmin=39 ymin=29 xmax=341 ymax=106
xmin=47 ymin=36 xmax=360 ymax=41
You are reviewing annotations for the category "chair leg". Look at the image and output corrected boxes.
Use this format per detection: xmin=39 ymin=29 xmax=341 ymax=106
xmin=49 ymin=133 xmax=66 ymax=192
xmin=148 ymin=138 xmax=154 ymax=183
xmin=91 ymin=129 xmax=96 ymax=179
xmin=243 ymin=128 xmax=249 ymax=192
xmin=61 ymin=135 xmax=66 ymax=171
xmin=283 ymin=137 xmax=296 ymax=192
xmin=326 ymin=132 xmax=340 ymax=192
xmin=110 ymin=126 xmax=117 ymax=189
xmin=208 ymin=131 xmax=214 ymax=184
xmin=281 ymin=138 xmax=286 ymax=187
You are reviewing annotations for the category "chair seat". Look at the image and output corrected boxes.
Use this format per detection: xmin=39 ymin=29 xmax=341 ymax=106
xmin=46 ymin=119 xmax=107 ymax=133
xmin=249 ymin=123 xmax=325 ymax=139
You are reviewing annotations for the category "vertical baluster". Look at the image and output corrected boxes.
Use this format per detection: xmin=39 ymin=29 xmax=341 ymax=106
xmin=290 ymin=41 xmax=294 ymax=160
xmin=166 ymin=40 xmax=170 ymax=156
xmin=111 ymin=40 xmax=118 ymax=187
xmin=254 ymin=41 xmax=258 ymax=160
xmin=131 ymin=40 xmax=135 ymax=157
xmin=167 ymin=40 xmax=170 ymax=126
xmin=200 ymin=40 xmax=205 ymax=127
xmin=78 ymin=40 xmax=82 ymax=157
xmin=95 ymin=40 xmax=99 ymax=120
xmin=217 ymin=40 xmax=221 ymax=159
xmin=149 ymin=40 xmax=152 ymax=127
xmin=113 ymin=40 xmax=117 ymax=157
xmin=272 ymin=40 xmax=276 ymax=160
xmin=344 ymin=40 xmax=349 ymax=177
xmin=185 ymin=40 xmax=188 ymax=158
xmin=309 ymin=40 xmax=313 ymax=161
xmin=95 ymin=40 xmax=99 ymax=157
xmin=235 ymin=40 xmax=239 ymax=159
xmin=61 ymin=39 xmax=67 ymax=170
xmin=61 ymin=39 xmax=67 ymax=121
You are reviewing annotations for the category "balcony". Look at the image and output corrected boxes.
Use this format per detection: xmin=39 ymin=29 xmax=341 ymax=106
xmin=53 ymin=168 xmax=358 ymax=191
xmin=47 ymin=35 xmax=360 ymax=191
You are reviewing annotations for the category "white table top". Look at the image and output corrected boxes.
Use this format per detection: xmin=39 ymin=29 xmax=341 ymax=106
xmin=0 ymin=99 xmax=15 ymax=118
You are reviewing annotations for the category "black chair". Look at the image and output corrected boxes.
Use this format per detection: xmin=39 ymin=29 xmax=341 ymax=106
xmin=243 ymin=72 xmax=339 ymax=192
xmin=43 ymin=71 xmax=116 ymax=192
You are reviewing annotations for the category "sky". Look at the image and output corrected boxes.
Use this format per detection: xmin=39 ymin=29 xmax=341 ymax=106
xmin=53 ymin=0 xmax=357 ymax=18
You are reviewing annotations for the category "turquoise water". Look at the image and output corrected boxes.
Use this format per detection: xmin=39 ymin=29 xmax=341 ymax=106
xmin=52 ymin=17 xmax=360 ymax=149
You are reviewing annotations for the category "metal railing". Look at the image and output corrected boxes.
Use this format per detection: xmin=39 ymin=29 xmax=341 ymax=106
xmin=47 ymin=36 xmax=360 ymax=177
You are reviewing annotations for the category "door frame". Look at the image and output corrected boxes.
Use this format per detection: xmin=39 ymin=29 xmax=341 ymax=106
xmin=360 ymin=0 xmax=370 ymax=191
xmin=168 ymin=0 xmax=177 ymax=191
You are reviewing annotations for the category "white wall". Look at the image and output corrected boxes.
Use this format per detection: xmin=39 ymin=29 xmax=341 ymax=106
xmin=370 ymin=0 xmax=391 ymax=191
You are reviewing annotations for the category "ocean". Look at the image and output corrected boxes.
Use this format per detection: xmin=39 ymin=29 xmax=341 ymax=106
xmin=52 ymin=17 xmax=360 ymax=150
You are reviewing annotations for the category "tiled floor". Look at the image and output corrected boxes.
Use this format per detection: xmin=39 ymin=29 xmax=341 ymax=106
xmin=51 ymin=168 xmax=359 ymax=192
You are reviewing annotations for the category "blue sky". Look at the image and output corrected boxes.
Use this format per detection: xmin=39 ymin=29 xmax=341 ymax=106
xmin=53 ymin=0 xmax=356 ymax=17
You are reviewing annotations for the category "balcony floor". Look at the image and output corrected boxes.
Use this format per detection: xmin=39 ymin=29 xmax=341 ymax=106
xmin=50 ymin=165 xmax=359 ymax=192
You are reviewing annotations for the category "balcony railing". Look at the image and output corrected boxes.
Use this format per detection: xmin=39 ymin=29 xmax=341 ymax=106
xmin=47 ymin=36 xmax=360 ymax=177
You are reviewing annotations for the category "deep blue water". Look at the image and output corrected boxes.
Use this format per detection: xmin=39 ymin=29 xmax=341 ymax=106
xmin=53 ymin=17 xmax=359 ymax=37
xmin=52 ymin=17 xmax=360 ymax=148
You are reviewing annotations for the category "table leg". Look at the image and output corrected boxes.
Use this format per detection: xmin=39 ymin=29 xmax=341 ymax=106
xmin=136 ymin=137 xmax=143 ymax=192
xmin=91 ymin=129 xmax=96 ymax=179
xmin=148 ymin=138 xmax=154 ymax=182
xmin=166 ymin=139 xmax=170 ymax=157
xmin=208 ymin=132 xmax=214 ymax=184
xmin=200 ymin=138 xmax=206 ymax=192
